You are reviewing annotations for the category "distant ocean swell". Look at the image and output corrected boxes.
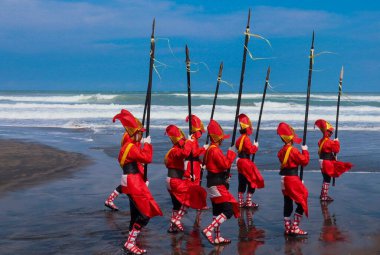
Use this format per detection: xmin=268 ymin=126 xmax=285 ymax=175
xmin=0 ymin=92 xmax=379 ymax=131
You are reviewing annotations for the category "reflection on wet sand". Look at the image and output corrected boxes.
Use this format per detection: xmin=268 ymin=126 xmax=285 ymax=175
xmin=319 ymin=201 xmax=348 ymax=243
xmin=167 ymin=210 xmax=207 ymax=255
xmin=237 ymin=208 xmax=265 ymax=255
xmin=284 ymin=235 xmax=307 ymax=255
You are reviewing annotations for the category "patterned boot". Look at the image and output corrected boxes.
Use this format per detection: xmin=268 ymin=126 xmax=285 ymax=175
xmin=284 ymin=217 xmax=292 ymax=235
xmin=104 ymin=190 xmax=119 ymax=211
xmin=320 ymin=182 xmax=334 ymax=201
xmin=168 ymin=210 xmax=179 ymax=233
xmin=202 ymin=213 xmax=227 ymax=245
xmin=245 ymin=193 xmax=259 ymax=208
xmin=238 ymin=192 xmax=245 ymax=208
xmin=291 ymin=213 xmax=308 ymax=236
xmin=170 ymin=205 xmax=188 ymax=232
xmin=214 ymin=225 xmax=231 ymax=245
xmin=124 ymin=224 xmax=147 ymax=254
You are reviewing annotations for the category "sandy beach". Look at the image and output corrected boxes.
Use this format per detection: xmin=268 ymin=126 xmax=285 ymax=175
xmin=0 ymin=139 xmax=91 ymax=195
xmin=0 ymin=131 xmax=379 ymax=254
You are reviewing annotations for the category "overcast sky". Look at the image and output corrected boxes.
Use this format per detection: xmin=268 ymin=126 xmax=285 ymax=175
xmin=0 ymin=0 xmax=379 ymax=92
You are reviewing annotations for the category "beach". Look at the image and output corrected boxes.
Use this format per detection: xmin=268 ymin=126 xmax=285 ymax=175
xmin=0 ymin=126 xmax=379 ymax=255
xmin=0 ymin=92 xmax=379 ymax=254
xmin=0 ymin=139 xmax=90 ymax=196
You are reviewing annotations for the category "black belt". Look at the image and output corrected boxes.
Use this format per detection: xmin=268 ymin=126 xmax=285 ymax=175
xmin=185 ymin=156 xmax=200 ymax=161
xmin=167 ymin=168 xmax=184 ymax=179
xmin=123 ymin=162 xmax=139 ymax=174
xmin=279 ymin=168 xmax=298 ymax=176
xmin=238 ymin=152 xmax=250 ymax=159
xmin=207 ymin=172 xmax=228 ymax=188
xmin=319 ymin=152 xmax=335 ymax=160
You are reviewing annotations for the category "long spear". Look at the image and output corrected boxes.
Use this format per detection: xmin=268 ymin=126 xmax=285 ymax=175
xmin=332 ymin=66 xmax=344 ymax=186
xmin=200 ymin=62 xmax=224 ymax=186
xmin=206 ymin=62 xmax=224 ymax=145
xmin=143 ymin=18 xmax=155 ymax=181
xmin=300 ymin=31 xmax=315 ymax=181
xmin=227 ymin=9 xmax=251 ymax=180
xmin=252 ymin=66 xmax=270 ymax=162
xmin=185 ymin=45 xmax=194 ymax=182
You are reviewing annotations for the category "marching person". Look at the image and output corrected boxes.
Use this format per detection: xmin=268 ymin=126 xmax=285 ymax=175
xmin=202 ymin=119 xmax=239 ymax=245
xmin=183 ymin=114 xmax=207 ymax=185
xmin=235 ymin=113 xmax=265 ymax=208
xmin=277 ymin=122 xmax=309 ymax=236
xmin=104 ymin=131 xmax=131 ymax=211
xmin=314 ymin=119 xmax=353 ymax=201
xmin=164 ymin=124 xmax=207 ymax=233
xmin=113 ymin=109 xmax=163 ymax=254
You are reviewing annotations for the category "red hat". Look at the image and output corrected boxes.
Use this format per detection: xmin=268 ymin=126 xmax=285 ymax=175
xmin=113 ymin=109 xmax=146 ymax=136
xmin=314 ymin=119 xmax=334 ymax=136
xmin=238 ymin=113 xmax=253 ymax=135
xmin=186 ymin=114 xmax=205 ymax=134
xmin=207 ymin=119 xmax=230 ymax=143
xmin=165 ymin=125 xmax=186 ymax=144
xmin=277 ymin=122 xmax=302 ymax=144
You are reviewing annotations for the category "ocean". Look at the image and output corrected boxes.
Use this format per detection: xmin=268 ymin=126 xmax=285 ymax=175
xmin=0 ymin=91 xmax=379 ymax=172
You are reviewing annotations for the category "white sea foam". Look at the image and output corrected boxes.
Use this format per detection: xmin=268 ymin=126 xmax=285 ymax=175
xmin=0 ymin=94 xmax=118 ymax=103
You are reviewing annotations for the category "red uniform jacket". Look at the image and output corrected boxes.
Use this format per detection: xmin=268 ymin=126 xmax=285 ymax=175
xmin=165 ymin=143 xmax=206 ymax=209
xmin=277 ymin=145 xmax=309 ymax=217
xmin=235 ymin=134 xmax=264 ymax=189
xmin=184 ymin=138 xmax=205 ymax=184
xmin=204 ymin=143 xmax=239 ymax=217
xmin=119 ymin=141 xmax=163 ymax=218
xmin=318 ymin=137 xmax=352 ymax=177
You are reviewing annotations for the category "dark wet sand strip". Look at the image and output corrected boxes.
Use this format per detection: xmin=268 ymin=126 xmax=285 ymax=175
xmin=0 ymin=139 xmax=91 ymax=195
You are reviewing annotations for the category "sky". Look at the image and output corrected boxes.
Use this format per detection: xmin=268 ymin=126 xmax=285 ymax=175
xmin=0 ymin=0 xmax=379 ymax=92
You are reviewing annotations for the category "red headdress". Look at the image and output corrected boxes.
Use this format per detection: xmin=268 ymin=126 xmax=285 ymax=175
xmin=314 ymin=119 xmax=334 ymax=136
xmin=113 ymin=109 xmax=145 ymax=136
xmin=277 ymin=122 xmax=302 ymax=144
xmin=165 ymin=125 xmax=186 ymax=145
xmin=207 ymin=119 xmax=230 ymax=143
xmin=186 ymin=114 xmax=205 ymax=134
xmin=238 ymin=113 xmax=253 ymax=135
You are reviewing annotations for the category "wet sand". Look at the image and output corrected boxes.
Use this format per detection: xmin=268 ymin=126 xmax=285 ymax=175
xmin=0 ymin=139 xmax=91 ymax=195
xmin=0 ymin=133 xmax=379 ymax=254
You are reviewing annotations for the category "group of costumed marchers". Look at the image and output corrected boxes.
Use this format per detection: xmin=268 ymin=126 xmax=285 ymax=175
xmin=104 ymin=108 xmax=353 ymax=253
xmin=164 ymin=116 xmax=207 ymax=234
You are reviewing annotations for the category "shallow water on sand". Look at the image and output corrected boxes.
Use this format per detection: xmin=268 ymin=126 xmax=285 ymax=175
xmin=0 ymin=127 xmax=379 ymax=254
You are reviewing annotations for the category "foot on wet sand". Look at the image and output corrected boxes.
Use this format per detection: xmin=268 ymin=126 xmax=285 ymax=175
xmin=104 ymin=200 xmax=119 ymax=211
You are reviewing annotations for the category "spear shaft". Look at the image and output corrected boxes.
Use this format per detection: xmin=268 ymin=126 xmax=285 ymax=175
xmin=300 ymin=31 xmax=315 ymax=181
xmin=200 ymin=62 xmax=224 ymax=186
xmin=252 ymin=66 xmax=270 ymax=162
xmin=143 ymin=19 xmax=155 ymax=181
xmin=185 ymin=45 xmax=194 ymax=182
xmin=332 ymin=66 xmax=344 ymax=186
xmin=227 ymin=9 xmax=251 ymax=180
xmin=206 ymin=62 xmax=224 ymax=145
